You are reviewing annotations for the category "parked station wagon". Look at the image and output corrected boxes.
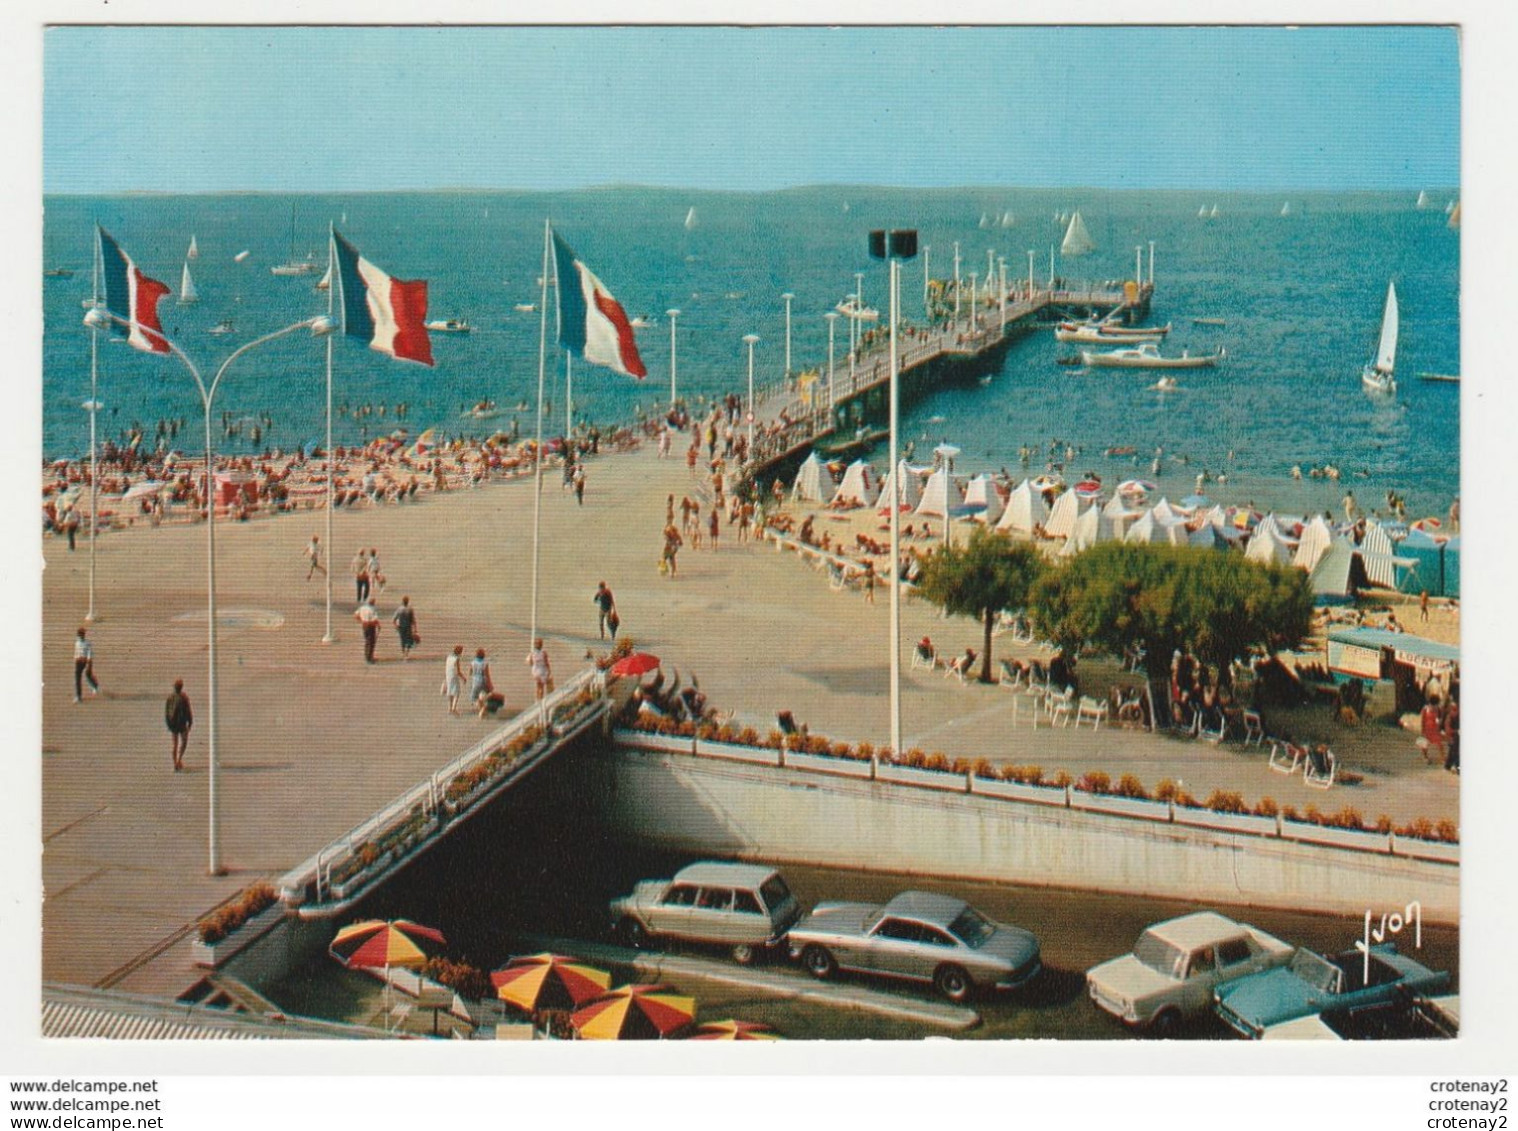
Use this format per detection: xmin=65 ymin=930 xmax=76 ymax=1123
xmin=787 ymin=890 xmax=1041 ymax=1002
xmin=1086 ymin=911 xmax=1293 ymax=1034
xmin=609 ymin=861 xmax=803 ymax=965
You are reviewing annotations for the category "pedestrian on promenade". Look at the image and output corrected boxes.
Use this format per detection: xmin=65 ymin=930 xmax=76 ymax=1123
xmin=686 ymin=441 xmax=699 ymax=473
xmin=305 ymin=534 xmax=327 ymax=580
xmin=573 ymin=465 xmax=586 ymax=506
xmin=354 ymin=598 xmax=380 ymax=663
xmin=442 ymin=645 xmax=465 ymax=715
xmin=593 ymin=582 xmax=618 ymax=639
xmin=527 ymin=638 xmax=553 ymax=699
xmin=367 ymin=548 xmax=385 ymax=595
xmin=661 ymin=524 xmax=683 ymax=577
xmin=658 ymin=426 xmax=671 ymax=459
xmin=352 ymin=549 xmax=370 ymax=603
xmin=708 ymin=508 xmax=720 ymax=551
xmin=1442 ymin=696 xmax=1460 ymax=773
xmin=393 ymin=596 xmax=419 ymax=659
xmin=469 ymin=648 xmax=493 ymax=712
xmin=665 ymin=493 xmax=675 ymax=525
xmin=165 ymin=679 xmax=193 ymax=772
xmin=1419 ymin=695 xmax=1445 ymax=765
xmin=864 ymin=560 xmax=876 ymax=604
xmin=63 ymin=507 xmax=79 ymax=552
xmin=72 ymin=627 xmax=100 ymax=702
xmin=1419 ymin=590 xmax=1430 ymax=623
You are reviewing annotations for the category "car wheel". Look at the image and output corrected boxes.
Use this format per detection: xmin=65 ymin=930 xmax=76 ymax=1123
xmin=1148 ymin=1008 xmax=1180 ymax=1037
xmin=934 ymin=964 xmax=973 ymax=1003
xmin=802 ymin=945 xmax=836 ymax=980
xmin=731 ymin=943 xmax=756 ymax=966
xmin=619 ymin=918 xmax=647 ymax=949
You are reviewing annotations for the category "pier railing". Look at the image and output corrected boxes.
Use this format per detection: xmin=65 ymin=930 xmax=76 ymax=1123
xmin=277 ymin=667 xmax=608 ymax=916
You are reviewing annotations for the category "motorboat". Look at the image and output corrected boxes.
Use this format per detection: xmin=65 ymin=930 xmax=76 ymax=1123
xmin=1416 ymin=372 xmax=1460 ymax=384
xmin=1055 ymin=322 xmax=1169 ymax=345
xmin=208 ymin=319 xmax=235 ymax=335
xmin=44 ymin=267 xmax=75 ymax=278
xmin=463 ymin=399 xmax=506 ymax=420
xmin=514 ymin=302 xmax=537 ymax=313
xmin=425 ymin=318 xmax=471 ymax=333
xmin=1360 ymin=281 xmax=1398 ymax=394
xmin=1080 ymin=343 xmax=1223 ymax=370
xmin=835 ymin=299 xmax=880 ymax=321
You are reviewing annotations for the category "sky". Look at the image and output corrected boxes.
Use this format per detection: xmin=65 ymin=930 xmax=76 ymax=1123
xmin=45 ymin=24 xmax=1460 ymax=195
xmin=44 ymin=24 xmax=1457 ymax=194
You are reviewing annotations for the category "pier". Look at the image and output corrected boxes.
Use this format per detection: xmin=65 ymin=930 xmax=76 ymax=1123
xmin=747 ymin=279 xmax=1153 ymax=474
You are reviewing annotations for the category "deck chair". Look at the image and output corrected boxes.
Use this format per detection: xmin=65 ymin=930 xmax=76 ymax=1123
xmin=1076 ymin=696 xmax=1109 ymax=729
xmin=827 ymin=561 xmax=848 ymax=591
xmin=1304 ymin=747 xmax=1337 ymax=789
xmin=997 ymin=659 xmax=1024 ymax=690
xmin=944 ymin=653 xmax=974 ymax=683
xmin=1199 ymin=708 xmax=1228 ymax=744
xmin=1268 ymin=739 xmax=1305 ymax=775
xmin=1047 ymin=686 xmax=1076 ymax=727
xmin=1241 ymin=709 xmax=1265 ymax=746
xmin=1014 ymin=686 xmax=1045 ymax=728
xmin=911 ymin=641 xmax=939 ymax=671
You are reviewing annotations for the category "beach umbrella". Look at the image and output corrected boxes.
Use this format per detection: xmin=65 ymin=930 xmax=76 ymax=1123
xmin=1073 ymin=479 xmax=1103 ymax=498
xmin=570 ymin=984 xmax=696 ymax=1040
xmin=608 ymin=652 xmax=661 ymax=679
xmin=1031 ymin=474 xmax=1064 ymax=493
xmin=490 ymin=953 xmax=612 ymax=1014
xmin=687 ymin=1019 xmax=782 ymax=1041
xmin=329 ymin=919 xmax=447 ymax=970
xmin=1116 ymin=479 xmax=1156 ymax=497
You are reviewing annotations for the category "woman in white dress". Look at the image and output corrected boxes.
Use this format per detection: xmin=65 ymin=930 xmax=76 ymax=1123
xmin=441 ymin=645 xmax=464 ymax=715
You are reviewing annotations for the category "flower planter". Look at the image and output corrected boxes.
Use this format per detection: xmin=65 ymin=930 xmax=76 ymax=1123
xmin=1070 ymin=792 xmax=1174 ymax=822
xmin=614 ymin=730 xmax=696 ymax=755
xmin=691 ymin=738 xmax=776 ymax=765
xmin=191 ymin=902 xmax=285 ymax=969
xmin=1171 ymin=807 xmax=1280 ymax=838
xmin=969 ymin=777 xmax=1068 ymax=807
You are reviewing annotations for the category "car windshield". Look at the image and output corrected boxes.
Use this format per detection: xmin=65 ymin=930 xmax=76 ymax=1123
xmin=759 ymin=875 xmax=791 ymax=911
xmin=948 ymin=906 xmax=995 ymax=948
xmin=1133 ymin=932 xmax=1188 ymax=979
xmin=1288 ymin=950 xmax=1342 ymax=994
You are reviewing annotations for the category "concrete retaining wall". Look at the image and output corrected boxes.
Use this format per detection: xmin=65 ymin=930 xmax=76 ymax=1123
xmin=589 ymin=743 xmax=1458 ymax=923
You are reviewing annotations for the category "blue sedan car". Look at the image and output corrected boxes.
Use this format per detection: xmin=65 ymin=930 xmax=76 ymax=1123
xmin=1214 ymin=943 xmax=1450 ymax=1039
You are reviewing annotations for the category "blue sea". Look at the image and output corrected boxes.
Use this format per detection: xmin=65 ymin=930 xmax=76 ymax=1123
xmin=41 ymin=187 xmax=1460 ymax=518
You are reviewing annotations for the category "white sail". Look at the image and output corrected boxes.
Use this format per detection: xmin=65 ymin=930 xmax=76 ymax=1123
xmin=979 ymin=213 xmax=990 ymax=229
xmin=178 ymin=262 xmax=198 ymax=304
xmin=1280 ymin=202 xmax=1292 ymax=216
xmin=1001 ymin=211 xmax=1014 ymax=227
xmin=1447 ymin=202 xmax=1461 ymax=230
xmin=1416 ymin=190 xmax=1431 ymax=209
xmin=1376 ymin=282 xmax=1399 ymax=374
xmin=1210 ymin=203 xmax=1219 ymax=218
xmin=1198 ymin=205 xmax=1208 ymax=218
xmin=684 ymin=206 xmax=697 ymax=231
xmin=315 ymin=262 xmax=332 ymax=291
xmin=187 ymin=234 xmax=198 ymax=260
xmin=1060 ymin=210 xmax=1096 ymax=256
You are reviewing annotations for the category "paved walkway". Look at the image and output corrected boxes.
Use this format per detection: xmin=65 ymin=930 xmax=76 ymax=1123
xmin=38 ymin=432 xmax=1459 ymax=997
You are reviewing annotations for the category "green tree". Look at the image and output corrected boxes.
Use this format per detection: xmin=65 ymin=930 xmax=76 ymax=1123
xmin=918 ymin=527 xmax=1047 ymax=683
xmin=1031 ymin=542 xmax=1313 ymax=684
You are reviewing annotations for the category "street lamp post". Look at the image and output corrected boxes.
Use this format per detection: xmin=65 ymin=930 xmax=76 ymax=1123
xmin=824 ymin=311 xmax=839 ymax=416
xmin=666 ymin=308 xmax=680 ymax=409
xmin=1148 ymin=240 xmax=1156 ymax=286
xmin=952 ymin=242 xmax=962 ymax=326
xmin=1027 ymin=249 xmax=1035 ymax=297
xmin=83 ymin=306 xmax=334 ymax=876
xmin=968 ymin=272 xmax=978 ymax=333
xmin=743 ymin=333 xmax=759 ymax=454
xmin=998 ymin=257 xmax=1007 ymax=338
xmin=781 ymin=292 xmax=794 ymax=380
xmin=922 ymin=245 xmax=931 ymax=320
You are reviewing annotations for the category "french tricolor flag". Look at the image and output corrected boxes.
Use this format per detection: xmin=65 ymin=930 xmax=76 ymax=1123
xmin=552 ymin=231 xmax=647 ymax=379
xmin=332 ymin=230 xmax=433 ymax=366
xmin=97 ymin=227 xmax=170 ymax=354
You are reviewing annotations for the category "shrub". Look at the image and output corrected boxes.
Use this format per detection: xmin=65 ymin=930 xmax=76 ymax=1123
xmin=1115 ymin=774 xmax=1149 ymax=800
xmin=830 ymin=741 xmax=853 ymax=759
xmin=1075 ymin=772 xmax=1111 ymax=795
xmin=1173 ymin=789 xmax=1199 ymax=808
xmin=1326 ymin=806 xmax=1364 ymax=830
xmin=420 ymin=957 xmax=492 ymax=1003
xmin=1051 ymin=770 xmax=1072 ymax=789
xmin=904 ymin=749 xmax=926 ymax=769
xmin=695 ymin=722 xmax=718 ymax=741
xmin=973 ymin=758 xmax=997 ymax=780
xmin=1253 ymin=797 xmax=1279 ymax=818
xmin=803 ymin=734 xmax=832 ymax=756
xmin=924 ymin=752 xmax=950 ymax=772
xmin=736 ymin=727 xmax=760 ymax=747
xmin=1303 ymin=805 xmax=1323 ymax=826
xmin=1281 ymin=805 xmax=1301 ymax=823
xmin=1205 ymin=790 xmax=1247 ymax=814
xmin=854 ymin=741 xmax=875 ymax=763
xmin=196 ymin=882 xmax=279 ymax=945
xmin=715 ymin=723 xmax=739 ymax=744
xmin=1374 ymin=814 xmax=1394 ymax=834
xmin=763 ymin=730 xmax=785 ymax=750
xmin=950 ymin=756 xmax=973 ymax=776
xmin=1435 ymin=819 xmax=1459 ymax=843
xmin=1153 ymin=779 xmax=1179 ymax=802
xmin=1398 ymin=817 xmax=1436 ymax=841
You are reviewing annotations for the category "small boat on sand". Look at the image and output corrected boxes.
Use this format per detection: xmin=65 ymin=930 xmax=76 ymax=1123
xmin=1081 ymin=343 xmax=1224 ymax=370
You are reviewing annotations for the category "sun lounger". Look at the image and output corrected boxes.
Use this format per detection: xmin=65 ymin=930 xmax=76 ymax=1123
xmin=1241 ymin=709 xmax=1264 ymax=746
xmin=1268 ymin=739 xmax=1305 ymax=775
xmin=1047 ymin=686 xmax=1076 ymax=727
xmin=1304 ymin=747 xmax=1336 ymax=789
xmin=997 ymin=659 xmax=1023 ymax=690
xmin=1076 ymin=696 xmax=1109 ymax=729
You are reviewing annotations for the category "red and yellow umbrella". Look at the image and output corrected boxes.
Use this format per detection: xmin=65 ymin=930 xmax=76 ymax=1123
xmin=490 ymin=953 xmax=612 ymax=1015
xmin=328 ymin=919 xmax=447 ymax=971
xmin=687 ymin=1019 xmax=782 ymax=1041
xmin=570 ymin=984 xmax=696 ymax=1040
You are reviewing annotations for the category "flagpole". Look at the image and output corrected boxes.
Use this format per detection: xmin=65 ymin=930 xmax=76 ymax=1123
xmin=565 ymin=353 xmax=573 ymax=441
xmin=888 ymin=257 xmax=901 ymax=770
xmin=323 ymin=226 xmax=336 ymax=644
xmin=531 ymin=220 xmax=551 ymax=684
xmin=85 ymin=228 xmax=101 ymax=623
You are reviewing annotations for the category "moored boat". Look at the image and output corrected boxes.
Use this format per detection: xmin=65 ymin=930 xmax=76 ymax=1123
xmin=1055 ymin=322 xmax=1169 ymax=345
xmin=817 ymin=427 xmax=888 ymax=461
xmin=425 ymin=318 xmax=471 ymax=333
xmin=1080 ymin=343 xmax=1223 ymax=370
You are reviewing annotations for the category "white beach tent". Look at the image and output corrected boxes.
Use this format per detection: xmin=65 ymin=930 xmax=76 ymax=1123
xmin=963 ymin=473 xmax=1005 ymax=525
xmin=792 ymin=452 xmax=831 ymax=504
xmin=1189 ymin=524 xmax=1229 ymax=550
xmin=878 ymin=460 xmax=924 ymax=511
xmin=1244 ymin=523 xmax=1293 ymax=566
xmin=1101 ymin=493 xmax=1143 ymax=541
xmin=835 ymin=459 xmax=879 ymax=506
xmin=1044 ymin=488 xmax=1089 ymax=540
xmin=1125 ymin=507 xmax=1188 ymax=546
xmin=1358 ymin=521 xmax=1397 ymax=588
xmin=996 ymin=478 xmax=1051 ymax=536
xmin=1309 ymin=538 xmax=1370 ymax=604
xmin=1150 ymin=497 xmax=1181 ymax=524
xmin=1293 ymin=515 xmax=1335 ymax=572
xmin=1060 ymin=503 xmax=1108 ymax=556
xmin=915 ymin=467 xmax=965 ymax=519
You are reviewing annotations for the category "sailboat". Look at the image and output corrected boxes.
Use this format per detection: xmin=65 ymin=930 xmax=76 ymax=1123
xmin=1360 ymin=281 xmax=1399 ymax=395
xmin=315 ymin=262 xmax=332 ymax=291
xmin=1280 ymin=202 xmax=1292 ymax=217
xmin=1447 ymin=202 xmax=1461 ymax=230
xmin=1001 ymin=211 xmax=1015 ymax=227
xmin=187 ymin=235 xmax=198 ymax=260
xmin=1198 ymin=204 xmax=1209 ymax=219
xmin=178 ymin=261 xmax=198 ymax=304
xmin=684 ymin=206 xmax=697 ymax=231
xmin=979 ymin=213 xmax=991 ymax=229
xmin=1060 ymin=211 xmax=1096 ymax=256
xmin=1209 ymin=203 xmax=1219 ymax=218
xmin=271 ymin=206 xmax=320 ymax=276
xmin=1416 ymin=190 xmax=1431 ymax=210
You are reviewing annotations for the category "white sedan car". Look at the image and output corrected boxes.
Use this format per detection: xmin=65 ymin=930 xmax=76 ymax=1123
xmin=1086 ymin=911 xmax=1293 ymax=1034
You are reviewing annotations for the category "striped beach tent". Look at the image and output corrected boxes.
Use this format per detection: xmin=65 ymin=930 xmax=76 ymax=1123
xmin=878 ymin=460 xmax=924 ymax=511
xmin=1293 ymin=515 xmax=1335 ymax=572
xmin=792 ymin=452 xmax=831 ymax=504
xmin=835 ymin=459 xmax=879 ymax=506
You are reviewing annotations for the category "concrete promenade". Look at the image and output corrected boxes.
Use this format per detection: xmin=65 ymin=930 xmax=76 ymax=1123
xmin=39 ymin=432 xmax=1458 ymax=997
